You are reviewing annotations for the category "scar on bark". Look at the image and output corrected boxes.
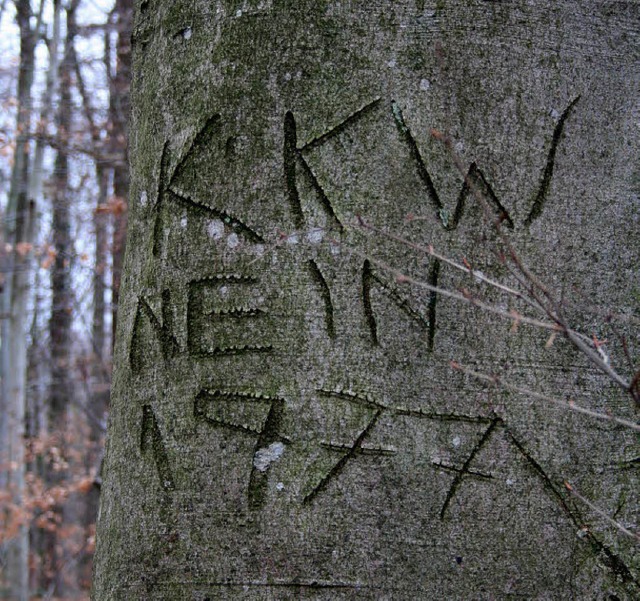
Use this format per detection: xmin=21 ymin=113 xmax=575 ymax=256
xmin=318 ymin=389 xmax=495 ymax=424
xmin=449 ymin=162 xmax=514 ymax=230
xmin=300 ymin=97 xmax=382 ymax=152
xmin=362 ymin=259 xmax=430 ymax=347
xmin=507 ymin=427 xmax=640 ymax=591
xmin=427 ymin=258 xmax=440 ymax=352
xmin=169 ymin=113 xmax=222 ymax=189
xmin=293 ymin=98 xmax=382 ymax=231
xmin=152 ymin=141 xmax=172 ymax=257
xmin=525 ymin=96 xmax=580 ymax=226
xmin=162 ymin=113 xmax=265 ymax=243
xmin=303 ymin=409 xmax=383 ymax=505
xmin=393 ymin=101 xmax=513 ymax=230
xmin=297 ymin=154 xmax=344 ymax=231
xmin=130 ymin=291 xmax=179 ymax=373
xmin=186 ymin=276 xmax=273 ymax=358
xmin=194 ymin=389 xmax=289 ymax=509
xmin=392 ymin=100 xmax=443 ymax=222
xmin=439 ymin=417 xmax=501 ymax=519
xmin=141 ymin=404 xmax=175 ymax=492
xmin=167 ymin=188 xmax=264 ymax=243
xmin=284 ymin=111 xmax=305 ymax=227
xmin=362 ymin=259 xmax=378 ymax=345
xmin=200 ymin=580 xmax=371 ymax=591
xmin=284 ymin=110 xmax=344 ymax=231
xmin=308 ymin=260 xmax=335 ymax=339
xmin=195 ymin=390 xmax=264 ymax=436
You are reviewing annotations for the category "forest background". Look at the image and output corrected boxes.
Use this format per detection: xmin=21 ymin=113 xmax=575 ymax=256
xmin=0 ymin=0 xmax=131 ymax=599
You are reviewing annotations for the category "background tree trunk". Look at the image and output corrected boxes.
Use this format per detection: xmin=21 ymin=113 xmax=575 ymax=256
xmin=48 ymin=0 xmax=75 ymax=450
xmin=109 ymin=0 xmax=132 ymax=351
xmin=44 ymin=2 xmax=79 ymax=594
xmin=0 ymin=2 xmax=36 ymax=598
xmin=93 ymin=2 xmax=640 ymax=599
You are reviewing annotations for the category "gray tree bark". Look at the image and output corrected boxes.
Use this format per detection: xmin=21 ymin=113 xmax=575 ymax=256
xmin=93 ymin=2 xmax=639 ymax=599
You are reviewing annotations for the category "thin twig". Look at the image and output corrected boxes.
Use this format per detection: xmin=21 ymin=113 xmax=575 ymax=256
xmin=451 ymin=362 xmax=640 ymax=432
xmin=564 ymin=481 xmax=640 ymax=543
xmin=354 ymin=249 xmax=563 ymax=332
xmin=355 ymin=218 xmax=542 ymax=308
xmin=564 ymin=329 xmax=630 ymax=391
xmin=429 ymin=128 xmax=636 ymax=402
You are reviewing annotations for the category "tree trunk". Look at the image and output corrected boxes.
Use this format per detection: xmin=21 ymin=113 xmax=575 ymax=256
xmin=0 ymin=1 xmax=36 ymax=599
xmin=93 ymin=2 xmax=640 ymax=599
xmin=109 ymin=0 xmax=132 ymax=352
xmin=49 ymin=0 xmax=74 ymax=443
xmin=45 ymin=2 xmax=78 ymax=594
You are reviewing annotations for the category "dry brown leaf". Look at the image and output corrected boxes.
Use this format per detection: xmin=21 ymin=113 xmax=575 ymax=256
xmin=15 ymin=242 xmax=33 ymax=256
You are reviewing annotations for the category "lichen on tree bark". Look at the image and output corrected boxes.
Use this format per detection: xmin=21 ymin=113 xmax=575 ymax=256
xmin=93 ymin=2 xmax=640 ymax=599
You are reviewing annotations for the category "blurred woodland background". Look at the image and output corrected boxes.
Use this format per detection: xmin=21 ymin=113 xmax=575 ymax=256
xmin=0 ymin=1 xmax=131 ymax=598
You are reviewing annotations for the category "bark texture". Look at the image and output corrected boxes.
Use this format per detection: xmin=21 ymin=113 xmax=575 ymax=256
xmin=94 ymin=1 xmax=640 ymax=599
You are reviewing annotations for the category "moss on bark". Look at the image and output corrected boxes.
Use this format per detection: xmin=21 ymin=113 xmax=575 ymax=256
xmin=94 ymin=2 xmax=640 ymax=598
